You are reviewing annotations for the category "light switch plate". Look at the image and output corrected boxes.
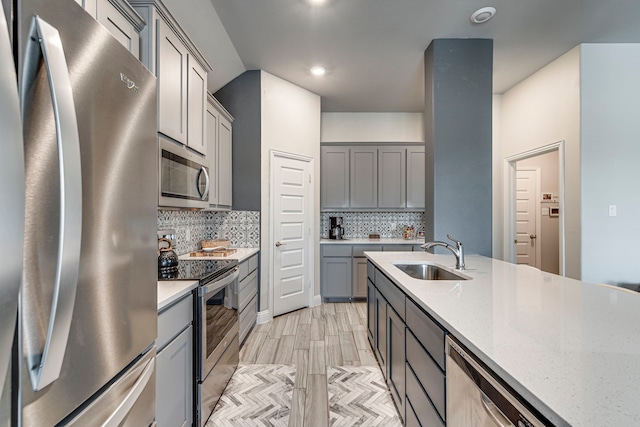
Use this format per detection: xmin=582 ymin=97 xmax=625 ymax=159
xmin=609 ymin=205 xmax=617 ymax=217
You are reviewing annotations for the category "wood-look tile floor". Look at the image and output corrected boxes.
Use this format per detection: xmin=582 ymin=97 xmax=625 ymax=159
xmin=239 ymin=302 xmax=381 ymax=427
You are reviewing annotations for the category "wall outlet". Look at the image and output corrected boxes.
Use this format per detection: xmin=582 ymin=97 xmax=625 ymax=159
xmin=609 ymin=205 xmax=617 ymax=217
xmin=390 ymin=222 xmax=397 ymax=230
xmin=186 ymin=228 xmax=191 ymax=241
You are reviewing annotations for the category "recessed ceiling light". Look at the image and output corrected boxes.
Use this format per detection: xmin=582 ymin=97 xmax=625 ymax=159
xmin=309 ymin=0 xmax=326 ymax=5
xmin=310 ymin=66 xmax=326 ymax=76
xmin=470 ymin=7 xmax=496 ymax=24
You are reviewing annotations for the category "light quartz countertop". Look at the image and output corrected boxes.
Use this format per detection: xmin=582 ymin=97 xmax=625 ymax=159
xmin=177 ymin=247 xmax=259 ymax=263
xmin=320 ymin=238 xmax=424 ymax=245
xmin=365 ymin=251 xmax=640 ymax=427
xmin=157 ymin=280 xmax=198 ymax=312
xmin=158 ymin=248 xmax=260 ymax=311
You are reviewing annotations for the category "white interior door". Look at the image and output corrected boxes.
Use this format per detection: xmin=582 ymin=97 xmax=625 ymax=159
xmin=515 ymin=169 xmax=539 ymax=267
xmin=272 ymin=152 xmax=313 ymax=317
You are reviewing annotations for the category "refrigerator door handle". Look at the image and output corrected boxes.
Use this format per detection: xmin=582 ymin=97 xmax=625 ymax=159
xmin=100 ymin=357 xmax=155 ymax=427
xmin=21 ymin=16 xmax=83 ymax=391
xmin=0 ymin=2 xmax=25 ymax=403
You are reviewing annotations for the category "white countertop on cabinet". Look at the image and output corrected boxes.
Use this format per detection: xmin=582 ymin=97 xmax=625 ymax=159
xmin=178 ymin=247 xmax=259 ymax=263
xmin=320 ymin=238 xmax=424 ymax=245
xmin=365 ymin=251 xmax=640 ymax=427
xmin=157 ymin=280 xmax=198 ymax=312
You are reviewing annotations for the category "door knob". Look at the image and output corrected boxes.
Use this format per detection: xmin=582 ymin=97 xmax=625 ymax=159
xmin=530 ymin=234 xmax=537 ymax=239
xmin=275 ymin=241 xmax=286 ymax=247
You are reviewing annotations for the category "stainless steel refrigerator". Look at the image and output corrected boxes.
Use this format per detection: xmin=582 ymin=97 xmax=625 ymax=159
xmin=0 ymin=0 xmax=158 ymax=425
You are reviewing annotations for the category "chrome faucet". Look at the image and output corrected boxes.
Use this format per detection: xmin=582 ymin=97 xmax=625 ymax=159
xmin=421 ymin=234 xmax=465 ymax=270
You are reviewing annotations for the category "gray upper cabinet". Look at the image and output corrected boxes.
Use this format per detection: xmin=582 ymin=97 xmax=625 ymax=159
xmin=406 ymin=147 xmax=425 ymax=209
xmin=321 ymin=144 xmax=425 ymax=210
xmin=321 ymin=146 xmax=350 ymax=209
xmin=75 ymin=0 xmax=145 ymax=57
xmin=131 ymin=0 xmax=212 ymax=154
xmin=95 ymin=0 xmax=144 ymax=57
xmin=156 ymin=18 xmax=188 ymax=144
xmin=207 ymin=94 xmax=233 ymax=210
xmin=378 ymin=147 xmax=406 ymax=208
xmin=350 ymin=147 xmax=377 ymax=208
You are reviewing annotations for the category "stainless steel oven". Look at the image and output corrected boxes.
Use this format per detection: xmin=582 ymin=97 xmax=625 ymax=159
xmin=158 ymin=136 xmax=210 ymax=209
xmin=196 ymin=265 xmax=240 ymax=427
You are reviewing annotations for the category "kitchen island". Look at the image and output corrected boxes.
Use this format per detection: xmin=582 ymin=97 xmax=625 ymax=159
xmin=365 ymin=251 xmax=640 ymax=426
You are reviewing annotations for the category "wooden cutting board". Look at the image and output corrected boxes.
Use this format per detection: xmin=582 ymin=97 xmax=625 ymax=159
xmin=189 ymin=248 xmax=238 ymax=257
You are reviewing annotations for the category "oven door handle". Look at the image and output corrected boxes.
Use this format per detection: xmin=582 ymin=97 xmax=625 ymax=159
xmin=198 ymin=267 xmax=240 ymax=296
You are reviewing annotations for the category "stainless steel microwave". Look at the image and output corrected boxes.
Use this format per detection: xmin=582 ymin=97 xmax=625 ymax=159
xmin=158 ymin=136 xmax=209 ymax=209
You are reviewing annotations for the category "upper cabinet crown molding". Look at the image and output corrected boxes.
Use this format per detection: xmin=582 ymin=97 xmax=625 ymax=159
xmin=129 ymin=0 xmax=212 ymax=73
xmin=207 ymin=92 xmax=234 ymax=124
xmin=106 ymin=0 xmax=146 ymax=32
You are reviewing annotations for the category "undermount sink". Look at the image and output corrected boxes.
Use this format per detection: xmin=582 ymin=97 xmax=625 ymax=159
xmin=393 ymin=263 xmax=469 ymax=281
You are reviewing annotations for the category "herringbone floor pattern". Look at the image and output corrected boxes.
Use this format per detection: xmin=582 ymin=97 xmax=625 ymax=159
xmin=210 ymin=302 xmax=401 ymax=427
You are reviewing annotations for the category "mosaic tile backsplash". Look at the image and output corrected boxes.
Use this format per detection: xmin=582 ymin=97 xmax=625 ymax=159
xmin=157 ymin=210 xmax=260 ymax=255
xmin=320 ymin=211 xmax=426 ymax=239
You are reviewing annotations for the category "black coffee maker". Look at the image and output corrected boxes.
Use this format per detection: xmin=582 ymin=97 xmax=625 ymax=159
xmin=329 ymin=216 xmax=345 ymax=239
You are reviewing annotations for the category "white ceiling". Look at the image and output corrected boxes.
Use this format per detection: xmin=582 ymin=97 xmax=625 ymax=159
xmin=176 ymin=0 xmax=640 ymax=112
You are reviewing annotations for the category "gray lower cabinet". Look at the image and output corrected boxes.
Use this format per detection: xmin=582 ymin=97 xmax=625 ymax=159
xmin=352 ymin=257 xmax=368 ymax=298
xmin=321 ymin=256 xmax=352 ymax=299
xmin=157 ymin=293 xmax=194 ymax=427
xmin=367 ymin=260 xmax=448 ymax=425
xmin=236 ymin=253 xmax=259 ymax=345
xmin=387 ymin=307 xmax=406 ymax=421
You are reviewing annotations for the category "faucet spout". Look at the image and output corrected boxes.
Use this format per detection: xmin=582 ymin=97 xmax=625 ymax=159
xmin=420 ymin=234 xmax=465 ymax=270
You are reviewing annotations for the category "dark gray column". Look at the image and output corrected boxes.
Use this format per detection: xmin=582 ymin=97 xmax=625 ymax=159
xmin=214 ymin=71 xmax=262 ymax=211
xmin=424 ymin=39 xmax=493 ymax=256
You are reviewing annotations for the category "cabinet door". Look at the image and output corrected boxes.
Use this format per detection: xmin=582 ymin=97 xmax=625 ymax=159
xmin=321 ymin=146 xmax=349 ymax=209
xmin=352 ymin=258 xmax=368 ymax=298
xmin=374 ymin=290 xmax=387 ymax=369
xmin=156 ymin=325 xmax=193 ymax=427
xmin=206 ymin=102 xmax=219 ymax=206
xmin=157 ymin=18 xmax=188 ymax=143
xmin=96 ymin=0 xmax=140 ymax=57
xmin=406 ymin=147 xmax=425 ymax=209
xmin=187 ymin=57 xmax=207 ymax=155
xmin=321 ymin=256 xmax=352 ymax=298
xmin=387 ymin=307 xmax=406 ymax=420
xmin=76 ymin=0 xmax=97 ymax=18
xmin=378 ymin=147 xmax=406 ymax=208
xmin=367 ymin=278 xmax=375 ymax=345
xmin=218 ymin=116 xmax=233 ymax=207
xmin=350 ymin=147 xmax=377 ymax=208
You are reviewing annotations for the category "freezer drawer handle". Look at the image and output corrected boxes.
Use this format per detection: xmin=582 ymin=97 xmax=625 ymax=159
xmin=101 ymin=357 xmax=155 ymax=427
xmin=21 ymin=16 xmax=83 ymax=391
xmin=0 ymin=2 xmax=25 ymax=403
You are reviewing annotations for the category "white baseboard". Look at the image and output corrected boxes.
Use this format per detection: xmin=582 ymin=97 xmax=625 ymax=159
xmin=257 ymin=310 xmax=272 ymax=324
xmin=313 ymin=294 xmax=322 ymax=307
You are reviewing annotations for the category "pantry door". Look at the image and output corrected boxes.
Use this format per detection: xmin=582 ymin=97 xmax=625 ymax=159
xmin=515 ymin=169 xmax=539 ymax=268
xmin=271 ymin=151 xmax=314 ymax=317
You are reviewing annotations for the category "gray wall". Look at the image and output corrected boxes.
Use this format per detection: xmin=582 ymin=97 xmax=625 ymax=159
xmin=214 ymin=70 xmax=262 ymax=211
xmin=424 ymin=39 xmax=493 ymax=256
xmin=580 ymin=44 xmax=640 ymax=285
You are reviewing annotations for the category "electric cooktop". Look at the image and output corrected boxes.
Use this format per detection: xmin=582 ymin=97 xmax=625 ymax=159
xmin=158 ymin=259 xmax=238 ymax=283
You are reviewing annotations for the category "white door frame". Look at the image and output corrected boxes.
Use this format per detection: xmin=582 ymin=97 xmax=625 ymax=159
xmin=503 ymin=141 xmax=565 ymax=275
xmin=269 ymin=150 xmax=315 ymax=317
xmin=515 ymin=167 xmax=541 ymax=269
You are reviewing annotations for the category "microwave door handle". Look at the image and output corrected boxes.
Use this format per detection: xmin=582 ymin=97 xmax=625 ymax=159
xmin=197 ymin=166 xmax=210 ymax=200
xmin=21 ymin=16 xmax=83 ymax=391
xmin=0 ymin=3 xmax=25 ymax=403
xmin=100 ymin=357 xmax=155 ymax=427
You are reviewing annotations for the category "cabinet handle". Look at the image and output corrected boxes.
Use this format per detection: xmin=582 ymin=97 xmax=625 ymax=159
xmin=275 ymin=241 xmax=286 ymax=247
